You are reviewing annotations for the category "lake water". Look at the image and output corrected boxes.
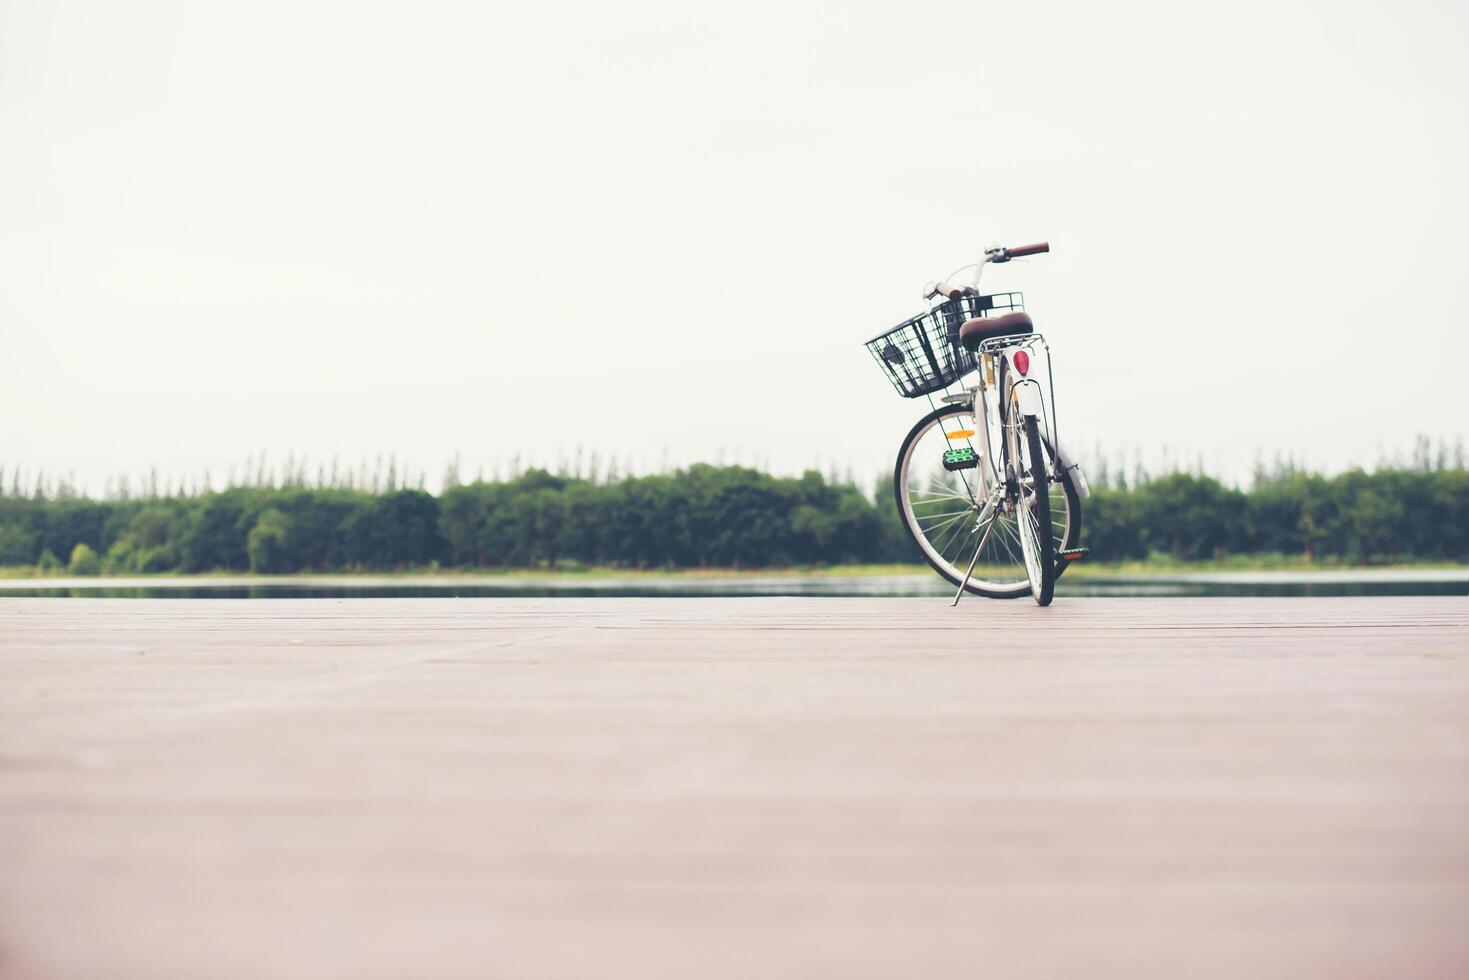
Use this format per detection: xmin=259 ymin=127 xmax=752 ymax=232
xmin=1 ymin=570 xmax=1464 ymax=599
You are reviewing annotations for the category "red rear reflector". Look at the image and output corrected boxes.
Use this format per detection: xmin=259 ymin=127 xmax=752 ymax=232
xmin=1013 ymin=351 xmax=1030 ymax=376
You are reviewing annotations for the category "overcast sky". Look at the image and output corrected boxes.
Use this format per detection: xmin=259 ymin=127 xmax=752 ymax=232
xmin=2 ymin=0 xmax=1465 ymax=495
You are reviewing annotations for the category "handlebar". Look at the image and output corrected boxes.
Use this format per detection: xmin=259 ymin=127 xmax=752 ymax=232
xmin=1007 ymin=241 xmax=1049 ymax=258
xmin=924 ymin=281 xmax=977 ymax=302
xmin=927 ymin=240 xmax=1050 ymax=301
xmin=990 ymin=241 xmax=1049 ymax=263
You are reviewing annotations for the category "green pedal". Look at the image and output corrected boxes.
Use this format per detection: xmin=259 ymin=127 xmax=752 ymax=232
xmin=942 ymin=447 xmax=978 ymax=471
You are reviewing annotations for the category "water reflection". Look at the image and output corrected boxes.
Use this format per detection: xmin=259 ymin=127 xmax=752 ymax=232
xmin=1 ymin=571 xmax=1464 ymax=599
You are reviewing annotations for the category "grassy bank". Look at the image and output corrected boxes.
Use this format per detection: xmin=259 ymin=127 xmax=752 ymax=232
xmin=3 ymin=558 xmax=1465 ymax=582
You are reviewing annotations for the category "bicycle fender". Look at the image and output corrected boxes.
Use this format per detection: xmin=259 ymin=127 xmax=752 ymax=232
xmin=1009 ymin=378 xmax=1090 ymax=499
xmin=1048 ymin=439 xmax=1091 ymax=499
xmin=1011 ymin=379 xmax=1045 ymax=418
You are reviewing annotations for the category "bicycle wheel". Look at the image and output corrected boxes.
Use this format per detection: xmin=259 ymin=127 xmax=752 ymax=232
xmin=894 ymin=403 xmax=1079 ymax=599
xmin=1011 ymin=412 xmax=1055 ymax=606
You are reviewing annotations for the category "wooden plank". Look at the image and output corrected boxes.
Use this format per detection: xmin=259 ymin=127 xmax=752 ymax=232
xmin=1 ymin=598 xmax=1467 ymax=979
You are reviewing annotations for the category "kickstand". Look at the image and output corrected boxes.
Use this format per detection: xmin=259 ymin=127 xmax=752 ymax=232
xmin=952 ymin=514 xmax=998 ymax=607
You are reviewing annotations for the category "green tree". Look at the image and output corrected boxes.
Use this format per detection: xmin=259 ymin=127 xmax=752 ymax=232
xmin=1136 ymin=474 xmax=1242 ymax=561
xmin=68 ymin=542 xmax=101 ymax=576
xmin=179 ymin=491 xmax=251 ymax=571
xmin=246 ymin=509 xmax=292 ymax=573
xmin=368 ymin=489 xmax=445 ymax=567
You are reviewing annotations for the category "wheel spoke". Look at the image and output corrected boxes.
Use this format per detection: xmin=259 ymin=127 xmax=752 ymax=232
xmin=995 ymin=519 xmax=1022 ymax=567
xmin=915 ymin=506 xmax=973 ymax=524
xmin=918 ymin=512 xmax=971 ymax=539
xmin=930 ymin=513 xmax=974 ymax=557
xmin=917 ymin=481 xmax=975 ymax=503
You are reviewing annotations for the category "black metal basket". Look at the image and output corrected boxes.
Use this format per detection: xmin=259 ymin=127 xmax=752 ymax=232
xmin=864 ymin=292 xmax=1024 ymax=398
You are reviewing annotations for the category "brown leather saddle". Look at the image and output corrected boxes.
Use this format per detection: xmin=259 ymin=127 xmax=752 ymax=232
xmin=958 ymin=311 xmax=1033 ymax=352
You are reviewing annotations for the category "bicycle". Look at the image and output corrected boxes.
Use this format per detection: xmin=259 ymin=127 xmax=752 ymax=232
xmin=865 ymin=242 xmax=1089 ymax=606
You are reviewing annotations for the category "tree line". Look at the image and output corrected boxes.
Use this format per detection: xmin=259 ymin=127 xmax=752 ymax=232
xmin=0 ymin=461 xmax=1464 ymax=574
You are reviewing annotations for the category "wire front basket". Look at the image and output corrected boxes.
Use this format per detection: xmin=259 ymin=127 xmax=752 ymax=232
xmin=865 ymin=292 xmax=1024 ymax=398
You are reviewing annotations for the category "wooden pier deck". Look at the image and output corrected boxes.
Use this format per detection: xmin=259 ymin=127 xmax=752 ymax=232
xmin=1 ymin=597 xmax=1467 ymax=979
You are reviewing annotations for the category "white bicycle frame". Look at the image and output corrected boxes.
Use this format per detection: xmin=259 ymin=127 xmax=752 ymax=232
xmin=930 ymin=252 xmax=1091 ymax=505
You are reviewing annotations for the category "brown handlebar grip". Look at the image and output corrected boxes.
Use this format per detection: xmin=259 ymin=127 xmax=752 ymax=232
xmin=1007 ymin=242 xmax=1049 ymax=257
xmin=926 ymin=281 xmax=974 ymax=301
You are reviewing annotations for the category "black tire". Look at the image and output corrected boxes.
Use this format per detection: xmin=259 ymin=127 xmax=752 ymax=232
xmin=1020 ymin=414 xmax=1055 ymax=606
xmin=893 ymin=403 xmax=1081 ymax=599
